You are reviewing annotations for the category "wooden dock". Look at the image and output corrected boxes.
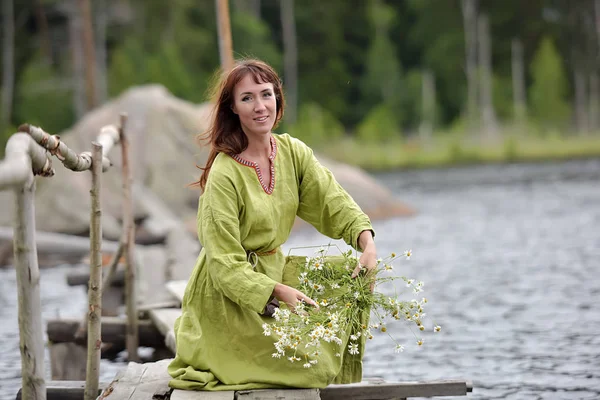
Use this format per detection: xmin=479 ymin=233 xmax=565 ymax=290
xmin=17 ymin=358 xmax=472 ymax=399
xmin=40 ymin=279 xmax=472 ymax=399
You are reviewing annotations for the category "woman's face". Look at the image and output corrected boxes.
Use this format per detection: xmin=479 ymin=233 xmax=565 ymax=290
xmin=232 ymin=74 xmax=277 ymax=138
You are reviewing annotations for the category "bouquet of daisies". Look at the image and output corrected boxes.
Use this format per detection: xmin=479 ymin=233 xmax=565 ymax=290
xmin=263 ymin=245 xmax=441 ymax=367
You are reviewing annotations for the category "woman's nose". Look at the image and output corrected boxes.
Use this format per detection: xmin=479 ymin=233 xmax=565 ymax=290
xmin=254 ymin=99 xmax=266 ymax=112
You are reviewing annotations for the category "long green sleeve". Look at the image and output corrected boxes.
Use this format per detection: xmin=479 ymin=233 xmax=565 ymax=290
xmin=199 ymin=167 xmax=277 ymax=314
xmin=293 ymin=138 xmax=374 ymax=250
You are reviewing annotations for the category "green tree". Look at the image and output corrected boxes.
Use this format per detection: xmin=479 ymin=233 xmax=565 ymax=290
xmin=108 ymin=38 xmax=147 ymax=97
xmin=287 ymin=103 xmax=344 ymax=147
xmin=13 ymin=56 xmax=73 ymax=135
xmin=528 ymin=37 xmax=571 ymax=132
xmin=360 ymin=1 xmax=404 ymax=128
xmin=147 ymin=43 xmax=198 ymax=101
xmin=232 ymin=11 xmax=282 ymax=73
xmin=355 ymin=104 xmax=400 ymax=142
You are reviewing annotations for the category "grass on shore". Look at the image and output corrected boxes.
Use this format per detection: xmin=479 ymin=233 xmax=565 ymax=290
xmin=317 ymin=133 xmax=600 ymax=171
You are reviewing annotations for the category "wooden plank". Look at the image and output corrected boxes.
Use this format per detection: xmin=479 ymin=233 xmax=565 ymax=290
xmin=148 ymin=308 xmax=181 ymax=337
xmin=66 ymin=268 xmax=126 ymax=287
xmin=46 ymin=317 xmax=165 ymax=349
xmin=319 ymin=380 xmax=471 ymax=400
xmin=138 ymin=300 xmax=181 ymax=313
xmin=236 ymin=389 xmax=320 ymax=399
xmin=171 ymin=389 xmax=235 ymax=399
xmin=15 ymin=381 xmax=109 ymax=400
xmin=148 ymin=308 xmax=181 ymax=353
xmin=99 ymin=359 xmax=173 ymax=399
xmin=166 ymin=280 xmax=187 ymax=302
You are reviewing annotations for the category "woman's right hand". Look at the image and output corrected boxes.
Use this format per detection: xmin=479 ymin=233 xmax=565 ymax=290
xmin=272 ymin=283 xmax=319 ymax=313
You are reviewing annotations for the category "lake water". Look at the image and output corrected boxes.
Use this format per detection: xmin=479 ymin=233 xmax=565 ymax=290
xmin=1 ymin=158 xmax=600 ymax=399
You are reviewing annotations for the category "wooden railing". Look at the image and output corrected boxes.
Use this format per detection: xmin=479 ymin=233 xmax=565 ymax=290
xmin=0 ymin=119 xmax=138 ymax=400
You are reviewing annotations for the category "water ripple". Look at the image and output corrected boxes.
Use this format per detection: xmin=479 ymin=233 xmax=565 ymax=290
xmin=1 ymin=159 xmax=600 ymax=399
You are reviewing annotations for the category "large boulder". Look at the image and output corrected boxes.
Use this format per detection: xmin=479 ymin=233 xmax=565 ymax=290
xmin=0 ymin=85 xmax=414 ymax=240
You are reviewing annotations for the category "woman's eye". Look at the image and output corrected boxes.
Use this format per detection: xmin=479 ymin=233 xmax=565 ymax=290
xmin=264 ymin=92 xmax=273 ymax=98
xmin=242 ymin=96 xmax=251 ymax=102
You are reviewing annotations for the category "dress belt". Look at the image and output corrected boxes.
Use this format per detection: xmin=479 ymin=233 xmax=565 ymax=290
xmin=247 ymin=247 xmax=279 ymax=269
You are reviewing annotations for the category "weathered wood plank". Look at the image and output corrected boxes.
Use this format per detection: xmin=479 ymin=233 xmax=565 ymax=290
xmin=15 ymin=381 xmax=109 ymax=400
xmin=319 ymin=380 xmax=471 ymax=400
xmin=148 ymin=308 xmax=181 ymax=354
xmin=47 ymin=317 xmax=165 ymax=348
xmin=99 ymin=359 xmax=173 ymax=399
xmin=0 ymin=226 xmax=119 ymax=260
xmin=138 ymin=300 xmax=181 ymax=313
xmin=171 ymin=389 xmax=235 ymax=399
xmin=67 ymin=268 xmax=126 ymax=287
xmin=165 ymin=280 xmax=187 ymax=303
xmin=148 ymin=308 xmax=181 ymax=337
xmin=237 ymin=389 xmax=320 ymax=399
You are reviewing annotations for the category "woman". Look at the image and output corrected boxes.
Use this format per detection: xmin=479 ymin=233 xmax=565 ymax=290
xmin=168 ymin=59 xmax=377 ymax=391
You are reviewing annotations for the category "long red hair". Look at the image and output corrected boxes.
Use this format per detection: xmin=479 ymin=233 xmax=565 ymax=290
xmin=195 ymin=59 xmax=285 ymax=190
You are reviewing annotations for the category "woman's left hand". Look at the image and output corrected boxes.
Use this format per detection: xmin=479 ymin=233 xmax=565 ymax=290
xmin=352 ymin=243 xmax=377 ymax=291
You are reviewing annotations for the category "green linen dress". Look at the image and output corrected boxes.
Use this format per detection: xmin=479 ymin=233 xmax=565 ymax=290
xmin=168 ymin=133 xmax=374 ymax=391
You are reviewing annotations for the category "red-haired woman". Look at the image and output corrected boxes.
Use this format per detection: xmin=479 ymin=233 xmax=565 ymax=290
xmin=168 ymin=59 xmax=377 ymax=391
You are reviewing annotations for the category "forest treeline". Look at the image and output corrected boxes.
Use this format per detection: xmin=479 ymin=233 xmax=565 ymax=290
xmin=2 ymin=0 xmax=600 ymax=164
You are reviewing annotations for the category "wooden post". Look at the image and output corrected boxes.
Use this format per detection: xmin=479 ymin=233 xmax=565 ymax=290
xmin=215 ymin=0 xmax=235 ymax=72
xmin=0 ymin=133 xmax=54 ymax=400
xmin=84 ymin=142 xmax=103 ymax=400
xmin=120 ymin=114 xmax=139 ymax=361
xmin=14 ymin=179 xmax=46 ymax=400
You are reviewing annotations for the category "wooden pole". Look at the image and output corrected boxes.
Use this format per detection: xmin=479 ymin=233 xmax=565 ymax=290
xmin=18 ymin=123 xmax=118 ymax=171
xmin=84 ymin=142 xmax=103 ymax=400
xmin=215 ymin=0 xmax=235 ymax=72
xmin=0 ymin=133 xmax=55 ymax=399
xmin=0 ymin=133 xmax=53 ymax=189
xmin=119 ymin=113 xmax=139 ymax=361
xmin=14 ymin=180 xmax=46 ymax=400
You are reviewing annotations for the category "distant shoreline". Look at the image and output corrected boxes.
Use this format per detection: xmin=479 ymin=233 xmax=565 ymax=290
xmin=316 ymin=135 xmax=600 ymax=172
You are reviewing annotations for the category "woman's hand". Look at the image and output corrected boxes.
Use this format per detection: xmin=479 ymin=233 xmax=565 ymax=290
xmin=272 ymin=283 xmax=319 ymax=313
xmin=352 ymin=230 xmax=377 ymax=291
